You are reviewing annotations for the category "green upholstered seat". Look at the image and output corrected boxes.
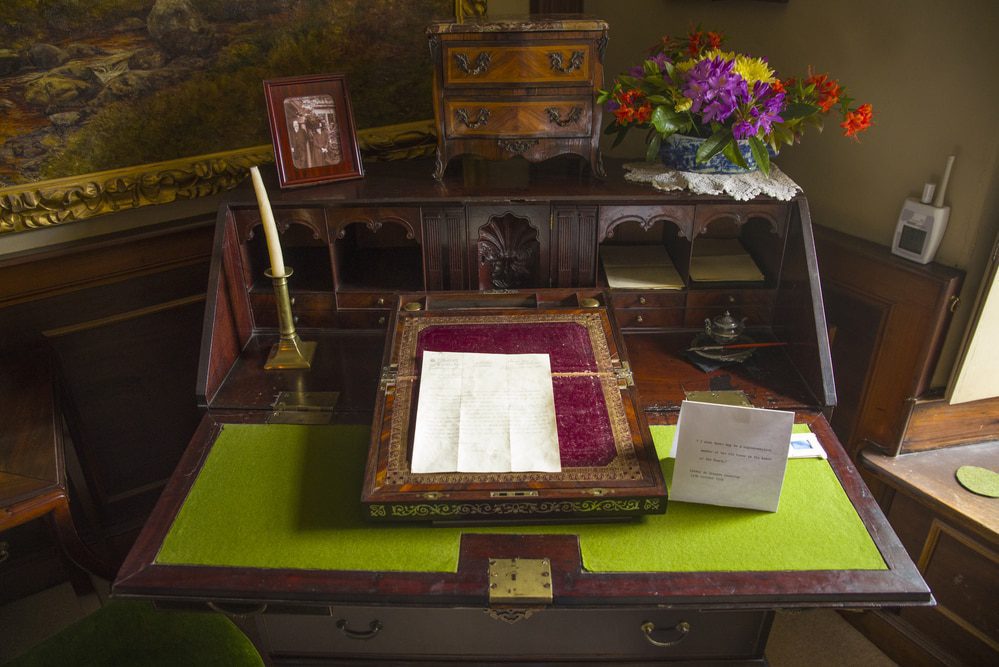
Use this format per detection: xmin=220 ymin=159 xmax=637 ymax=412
xmin=5 ymin=600 xmax=263 ymax=667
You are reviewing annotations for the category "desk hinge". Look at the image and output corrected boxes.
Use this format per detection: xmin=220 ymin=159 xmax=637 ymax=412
xmin=379 ymin=365 xmax=398 ymax=393
xmin=614 ymin=361 xmax=634 ymax=388
xmin=488 ymin=558 xmax=553 ymax=605
xmin=268 ymin=391 xmax=339 ymax=424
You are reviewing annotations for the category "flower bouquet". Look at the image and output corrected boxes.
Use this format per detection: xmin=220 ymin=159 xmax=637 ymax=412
xmin=597 ymin=28 xmax=873 ymax=176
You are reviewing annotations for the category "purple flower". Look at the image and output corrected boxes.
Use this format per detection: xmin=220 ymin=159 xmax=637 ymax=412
xmin=732 ymin=120 xmax=756 ymax=140
xmin=683 ymin=57 xmax=748 ymax=124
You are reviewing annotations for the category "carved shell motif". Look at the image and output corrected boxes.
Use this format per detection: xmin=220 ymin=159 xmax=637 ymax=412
xmin=477 ymin=215 xmax=539 ymax=289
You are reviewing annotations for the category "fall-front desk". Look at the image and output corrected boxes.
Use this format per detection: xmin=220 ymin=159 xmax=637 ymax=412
xmin=113 ymin=159 xmax=930 ymax=664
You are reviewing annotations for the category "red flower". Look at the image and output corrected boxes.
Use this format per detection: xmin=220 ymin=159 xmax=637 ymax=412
xmin=634 ymin=103 xmax=653 ymax=124
xmin=841 ymin=103 xmax=873 ymax=138
xmin=706 ymin=31 xmax=723 ymax=49
xmin=771 ymin=79 xmax=787 ymax=95
xmin=687 ymin=30 xmax=702 ymax=56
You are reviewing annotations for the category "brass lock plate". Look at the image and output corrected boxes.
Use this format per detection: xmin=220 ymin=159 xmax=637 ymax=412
xmin=268 ymin=391 xmax=340 ymax=424
xmin=488 ymin=557 xmax=553 ymax=605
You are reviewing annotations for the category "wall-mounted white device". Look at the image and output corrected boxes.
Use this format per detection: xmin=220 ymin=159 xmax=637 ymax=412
xmin=891 ymin=155 xmax=955 ymax=264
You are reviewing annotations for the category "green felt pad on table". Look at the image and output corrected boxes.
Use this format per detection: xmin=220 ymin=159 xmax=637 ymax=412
xmin=156 ymin=423 xmax=885 ymax=573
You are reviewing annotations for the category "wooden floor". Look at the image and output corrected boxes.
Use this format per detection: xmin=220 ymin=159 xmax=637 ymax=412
xmin=0 ymin=577 xmax=896 ymax=665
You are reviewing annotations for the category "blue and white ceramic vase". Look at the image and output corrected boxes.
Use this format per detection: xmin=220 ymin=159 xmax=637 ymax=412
xmin=659 ymin=133 xmax=759 ymax=174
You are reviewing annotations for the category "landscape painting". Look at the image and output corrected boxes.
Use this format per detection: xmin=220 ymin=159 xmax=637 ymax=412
xmin=0 ymin=0 xmax=461 ymax=187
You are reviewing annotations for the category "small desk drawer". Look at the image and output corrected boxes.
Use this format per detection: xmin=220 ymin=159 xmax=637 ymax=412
xmin=614 ymin=308 xmax=685 ymax=329
xmin=444 ymin=43 xmax=594 ymax=86
xmin=336 ymin=292 xmax=394 ymax=310
xmin=609 ymin=291 xmax=686 ymax=310
xmin=444 ymin=99 xmax=593 ymax=138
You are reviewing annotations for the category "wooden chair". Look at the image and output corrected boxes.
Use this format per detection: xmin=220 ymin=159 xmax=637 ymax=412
xmin=1 ymin=345 xmax=116 ymax=591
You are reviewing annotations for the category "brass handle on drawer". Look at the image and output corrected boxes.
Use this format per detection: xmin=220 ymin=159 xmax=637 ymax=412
xmin=455 ymin=107 xmax=490 ymax=129
xmin=635 ymin=314 xmax=644 ymax=323
xmin=376 ymin=297 xmax=385 ymax=306
xmin=377 ymin=316 xmax=386 ymax=325
xmin=336 ymin=619 xmax=382 ymax=640
xmin=639 ymin=296 xmax=647 ymax=305
xmin=545 ymin=106 xmax=582 ymax=127
xmin=640 ymin=620 xmax=690 ymax=648
xmin=454 ymin=51 xmax=491 ymax=75
xmin=549 ymin=50 xmax=585 ymax=73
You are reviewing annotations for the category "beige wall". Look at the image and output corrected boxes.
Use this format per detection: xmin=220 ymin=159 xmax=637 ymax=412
xmin=587 ymin=0 xmax=999 ymax=387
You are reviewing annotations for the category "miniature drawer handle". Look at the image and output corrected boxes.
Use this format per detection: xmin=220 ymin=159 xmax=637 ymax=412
xmin=545 ymin=106 xmax=582 ymax=127
xmin=639 ymin=296 xmax=647 ymax=305
xmin=454 ymin=51 xmax=491 ymax=75
xmin=377 ymin=316 xmax=386 ymax=325
xmin=336 ymin=618 xmax=382 ymax=640
xmin=455 ymin=107 xmax=490 ymax=129
xmin=640 ymin=620 xmax=691 ymax=648
xmin=376 ymin=297 xmax=385 ymax=306
xmin=635 ymin=314 xmax=644 ymax=323
xmin=549 ymin=50 xmax=585 ymax=74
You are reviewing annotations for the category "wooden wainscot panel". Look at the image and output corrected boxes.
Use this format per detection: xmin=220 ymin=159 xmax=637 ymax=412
xmin=899 ymin=394 xmax=999 ymax=453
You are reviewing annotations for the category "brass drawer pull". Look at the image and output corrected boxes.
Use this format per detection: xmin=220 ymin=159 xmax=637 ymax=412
xmin=640 ymin=620 xmax=690 ymax=648
xmin=455 ymin=107 xmax=490 ymax=129
xmin=454 ymin=51 xmax=491 ymax=75
xmin=635 ymin=314 xmax=644 ymax=324
xmin=545 ymin=106 xmax=582 ymax=127
xmin=549 ymin=50 xmax=584 ymax=73
xmin=336 ymin=618 xmax=383 ymax=640
xmin=638 ymin=296 xmax=647 ymax=305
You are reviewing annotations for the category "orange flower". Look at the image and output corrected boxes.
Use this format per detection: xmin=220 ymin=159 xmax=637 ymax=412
xmin=614 ymin=105 xmax=636 ymax=125
xmin=634 ymin=103 xmax=653 ymax=124
xmin=771 ymin=79 xmax=787 ymax=95
xmin=806 ymin=72 xmax=841 ymax=113
xmin=706 ymin=31 xmax=723 ymax=49
xmin=841 ymin=103 xmax=873 ymax=138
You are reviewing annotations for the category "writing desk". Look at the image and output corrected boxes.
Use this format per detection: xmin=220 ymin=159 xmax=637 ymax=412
xmin=114 ymin=159 xmax=930 ymax=663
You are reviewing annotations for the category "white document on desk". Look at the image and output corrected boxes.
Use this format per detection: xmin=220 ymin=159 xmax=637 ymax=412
xmin=410 ymin=351 xmax=561 ymax=473
xmin=670 ymin=400 xmax=793 ymax=512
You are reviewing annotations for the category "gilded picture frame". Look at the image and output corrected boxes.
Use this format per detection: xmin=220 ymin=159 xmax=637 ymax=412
xmin=0 ymin=0 xmax=487 ymax=235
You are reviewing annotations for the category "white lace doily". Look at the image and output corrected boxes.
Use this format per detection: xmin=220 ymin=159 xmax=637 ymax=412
xmin=623 ymin=162 xmax=802 ymax=201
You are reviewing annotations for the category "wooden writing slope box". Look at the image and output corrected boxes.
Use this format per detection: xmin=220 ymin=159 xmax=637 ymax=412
xmin=427 ymin=16 xmax=608 ymax=179
xmin=362 ymin=292 xmax=666 ymax=522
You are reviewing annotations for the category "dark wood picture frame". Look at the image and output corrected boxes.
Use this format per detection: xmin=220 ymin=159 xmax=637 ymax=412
xmin=264 ymin=74 xmax=364 ymax=189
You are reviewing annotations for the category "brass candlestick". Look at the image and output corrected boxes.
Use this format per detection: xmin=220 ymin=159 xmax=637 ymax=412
xmin=264 ymin=267 xmax=316 ymax=370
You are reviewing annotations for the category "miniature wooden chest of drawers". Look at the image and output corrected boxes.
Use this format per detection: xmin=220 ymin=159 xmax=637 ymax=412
xmin=427 ymin=16 xmax=608 ymax=179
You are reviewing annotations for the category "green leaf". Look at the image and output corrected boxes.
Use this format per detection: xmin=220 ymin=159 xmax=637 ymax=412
xmin=749 ymin=136 xmax=770 ymax=177
xmin=646 ymin=95 xmax=668 ymax=104
xmin=722 ymin=140 xmax=749 ymax=169
xmin=643 ymin=59 xmax=660 ymax=76
xmin=604 ymin=122 xmax=621 ymax=136
xmin=663 ymin=61 xmax=675 ymax=80
xmin=611 ymin=126 xmax=629 ymax=148
xmin=782 ymin=102 xmax=821 ymax=121
xmin=645 ymin=132 xmax=662 ymax=162
xmin=596 ymin=90 xmax=611 ymax=104
xmin=651 ymin=106 xmax=684 ymax=135
xmin=617 ymin=75 xmax=639 ymax=89
xmin=696 ymin=129 xmax=732 ymax=163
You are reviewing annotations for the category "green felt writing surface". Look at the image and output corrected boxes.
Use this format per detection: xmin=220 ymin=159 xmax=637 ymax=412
xmin=156 ymin=423 xmax=885 ymax=573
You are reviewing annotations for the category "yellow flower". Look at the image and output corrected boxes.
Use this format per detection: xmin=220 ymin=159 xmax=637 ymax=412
xmin=673 ymin=59 xmax=697 ymax=75
xmin=674 ymin=97 xmax=692 ymax=112
xmin=704 ymin=49 xmax=736 ymax=61
xmin=734 ymin=55 xmax=775 ymax=85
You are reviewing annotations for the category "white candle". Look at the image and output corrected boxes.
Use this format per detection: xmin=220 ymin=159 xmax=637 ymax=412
xmin=250 ymin=166 xmax=285 ymax=277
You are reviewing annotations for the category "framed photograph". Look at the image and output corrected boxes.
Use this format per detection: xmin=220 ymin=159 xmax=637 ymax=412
xmin=264 ymin=74 xmax=364 ymax=188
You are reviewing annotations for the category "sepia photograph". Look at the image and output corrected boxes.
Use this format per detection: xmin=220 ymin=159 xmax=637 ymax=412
xmin=264 ymin=73 xmax=362 ymax=187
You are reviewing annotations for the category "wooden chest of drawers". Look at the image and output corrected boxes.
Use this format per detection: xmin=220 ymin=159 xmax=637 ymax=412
xmin=427 ymin=16 xmax=608 ymax=179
